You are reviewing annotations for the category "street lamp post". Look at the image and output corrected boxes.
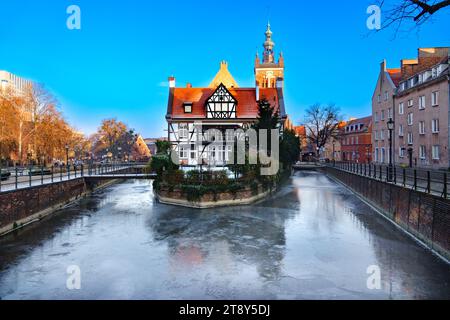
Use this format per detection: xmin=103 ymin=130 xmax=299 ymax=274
xmin=387 ymin=118 xmax=395 ymax=182
xmin=65 ymin=145 xmax=69 ymax=164
xmin=332 ymin=142 xmax=336 ymax=166
xmin=65 ymin=144 xmax=69 ymax=172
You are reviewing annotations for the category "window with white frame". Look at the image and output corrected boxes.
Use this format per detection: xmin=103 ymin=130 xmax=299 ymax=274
xmin=398 ymin=124 xmax=404 ymax=137
xmin=419 ymin=96 xmax=426 ymax=110
xmin=178 ymin=123 xmax=189 ymax=140
xmin=407 ymin=132 xmax=413 ymax=145
xmin=399 ymin=147 xmax=405 ymax=158
xmin=431 ymin=91 xmax=439 ymax=106
xmin=432 ymin=145 xmax=440 ymax=160
xmin=377 ymin=94 xmax=381 ymax=103
xmin=419 ymin=121 xmax=425 ymax=135
xmin=419 ymin=145 xmax=426 ymax=159
xmin=381 ymin=110 xmax=385 ymax=121
xmin=388 ymin=108 xmax=392 ymax=119
xmin=183 ymin=102 xmax=193 ymax=113
xmin=432 ymin=67 xmax=437 ymax=78
xmin=384 ymin=91 xmax=388 ymax=101
xmin=374 ymin=130 xmax=378 ymax=141
xmin=408 ymin=99 xmax=414 ymax=107
xmin=418 ymin=73 xmax=423 ymax=84
xmin=375 ymin=112 xmax=378 ymax=122
xmin=407 ymin=113 xmax=413 ymax=126
xmin=375 ymin=148 xmax=379 ymax=162
xmin=381 ymin=148 xmax=385 ymax=163
xmin=432 ymin=119 xmax=439 ymax=133
xmin=355 ymin=137 xmax=359 ymax=145
xmin=179 ymin=145 xmax=189 ymax=159
xmin=380 ymin=130 xmax=384 ymax=140
xmin=399 ymin=102 xmax=404 ymax=115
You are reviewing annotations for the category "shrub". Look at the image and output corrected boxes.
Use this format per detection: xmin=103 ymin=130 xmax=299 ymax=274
xmin=149 ymin=154 xmax=178 ymax=175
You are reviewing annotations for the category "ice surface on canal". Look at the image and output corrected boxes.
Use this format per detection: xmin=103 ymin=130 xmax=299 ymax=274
xmin=0 ymin=171 xmax=449 ymax=299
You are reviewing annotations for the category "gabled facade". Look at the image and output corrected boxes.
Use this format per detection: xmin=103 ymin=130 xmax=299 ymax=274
xmin=372 ymin=60 xmax=399 ymax=165
xmin=206 ymin=84 xmax=237 ymax=119
xmin=165 ymin=24 xmax=287 ymax=167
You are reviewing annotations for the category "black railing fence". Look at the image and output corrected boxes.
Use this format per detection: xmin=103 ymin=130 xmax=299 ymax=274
xmin=0 ymin=162 xmax=149 ymax=193
xmin=330 ymin=161 xmax=449 ymax=199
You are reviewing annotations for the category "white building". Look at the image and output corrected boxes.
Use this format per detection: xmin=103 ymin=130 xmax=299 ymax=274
xmin=0 ymin=70 xmax=32 ymax=94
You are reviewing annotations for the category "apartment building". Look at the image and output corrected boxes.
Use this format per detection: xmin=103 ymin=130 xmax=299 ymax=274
xmin=341 ymin=116 xmax=373 ymax=163
xmin=372 ymin=61 xmax=400 ymax=165
xmin=372 ymin=47 xmax=449 ymax=170
xmin=0 ymin=70 xmax=32 ymax=94
xmin=395 ymin=48 xmax=449 ymax=169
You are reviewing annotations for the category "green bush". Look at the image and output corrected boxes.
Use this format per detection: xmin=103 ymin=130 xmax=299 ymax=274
xmin=149 ymin=154 xmax=179 ymax=175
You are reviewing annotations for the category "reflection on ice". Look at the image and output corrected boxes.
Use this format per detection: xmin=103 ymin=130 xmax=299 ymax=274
xmin=0 ymin=173 xmax=449 ymax=299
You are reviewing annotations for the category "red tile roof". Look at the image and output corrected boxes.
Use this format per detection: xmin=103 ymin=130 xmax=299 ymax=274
xmin=167 ymin=86 xmax=285 ymax=119
xmin=341 ymin=116 xmax=372 ymax=134
xmin=294 ymin=125 xmax=306 ymax=136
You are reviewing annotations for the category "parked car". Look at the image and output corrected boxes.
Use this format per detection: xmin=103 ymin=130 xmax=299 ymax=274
xmin=1 ymin=169 xmax=11 ymax=181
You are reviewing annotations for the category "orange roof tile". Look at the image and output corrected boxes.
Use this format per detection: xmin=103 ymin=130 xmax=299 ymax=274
xmin=167 ymin=86 xmax=284 ymax=119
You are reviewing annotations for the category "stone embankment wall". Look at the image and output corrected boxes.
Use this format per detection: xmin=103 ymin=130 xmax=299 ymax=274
xmin=0 ymin=178 xmax=116 ymax=236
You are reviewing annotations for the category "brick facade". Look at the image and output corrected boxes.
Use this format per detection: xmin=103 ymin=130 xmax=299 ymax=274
xmin=340 ymin=116 xmax=372 ymax=163
xmin=372 ymin=48 xmax=450 ymax=170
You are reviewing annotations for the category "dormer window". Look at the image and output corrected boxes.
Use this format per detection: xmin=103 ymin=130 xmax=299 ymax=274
xmin=432 ymin=67 xmax=437 ymax=78
xmin=183 ymin=102 xmax=193 ymax=113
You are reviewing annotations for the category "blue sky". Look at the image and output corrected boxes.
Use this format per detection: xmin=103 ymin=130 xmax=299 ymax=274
xmin=0 ymin=0 xmax=448 ymax=138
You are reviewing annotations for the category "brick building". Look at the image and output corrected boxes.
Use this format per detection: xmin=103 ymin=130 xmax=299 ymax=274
xmin=395 ymin=48 xmax=449 ymax=169
xmin=341 ymin=116 xmax=373 ymax=163
xmin=372 ymin=61 xmax=400 ymax=165
xmin=372 ymin=47 xmax=449 ymax=169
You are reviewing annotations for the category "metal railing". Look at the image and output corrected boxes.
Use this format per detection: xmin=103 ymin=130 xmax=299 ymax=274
xmin=329 ymin=161 xmax=449 ymax=199
xmin=0 ymin=162 xmax=149 ymax=193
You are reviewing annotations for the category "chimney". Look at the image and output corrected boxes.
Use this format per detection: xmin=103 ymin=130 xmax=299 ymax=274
xmin=255 ymin=80 xmax=260 ymax=101
xmin=380 ymin=59 xmax=386 ymax=73
xmin=186 ymin=83 xmax=192 ymax=88
xmin=168 ymin=76 xmax=176 ymax=88
xmin=276 ymin=77 xmax=284 ymax=89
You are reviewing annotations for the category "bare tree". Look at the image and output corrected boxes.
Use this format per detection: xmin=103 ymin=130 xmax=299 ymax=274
xmin=304 ymin=104 xmax=341 ymax=157
xmin=378 ymin=0 xmax=450 ymax=33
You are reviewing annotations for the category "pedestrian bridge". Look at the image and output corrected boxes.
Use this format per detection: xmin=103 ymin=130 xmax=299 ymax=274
xmin=85 ymin=173 xmax=157 ymax=180
xmin=0 ymin=163 xmax=155 ymax=193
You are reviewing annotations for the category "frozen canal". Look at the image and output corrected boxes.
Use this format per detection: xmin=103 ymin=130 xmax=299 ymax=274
xmin=0 ymin=171 xmax=449 ymax=300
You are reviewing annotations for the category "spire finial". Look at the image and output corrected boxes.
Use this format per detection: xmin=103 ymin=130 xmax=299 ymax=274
xmin=263 ymin=22 xmax=275 ymax=63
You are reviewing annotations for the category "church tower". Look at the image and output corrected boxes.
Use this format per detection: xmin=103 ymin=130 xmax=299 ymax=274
xmin=255 ymin=22 xmax=284 ymax=89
